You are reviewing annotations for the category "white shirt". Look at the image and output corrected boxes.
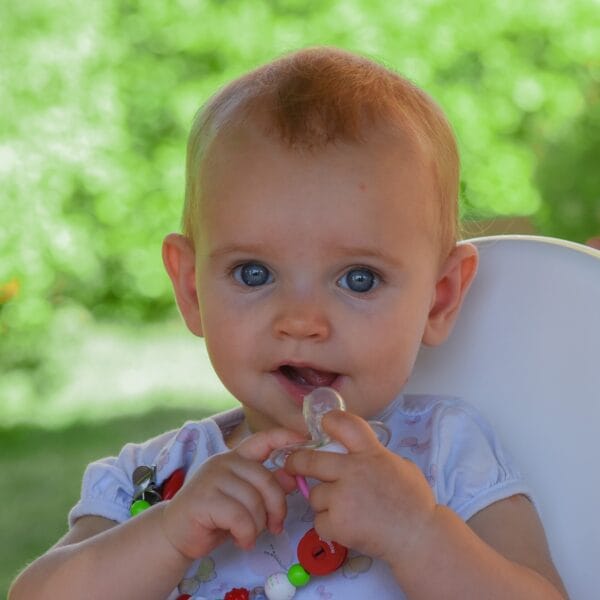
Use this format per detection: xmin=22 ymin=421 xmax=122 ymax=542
xmin=70 ymin=394 xmax=531 ymax=599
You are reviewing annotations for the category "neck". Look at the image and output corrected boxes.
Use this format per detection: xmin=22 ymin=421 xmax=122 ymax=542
xmin=224 ymin=419 xmax=251 ymax=449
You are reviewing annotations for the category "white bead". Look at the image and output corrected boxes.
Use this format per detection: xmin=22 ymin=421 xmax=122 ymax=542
xmin=264 ymin=572 xmax=296 ymax=600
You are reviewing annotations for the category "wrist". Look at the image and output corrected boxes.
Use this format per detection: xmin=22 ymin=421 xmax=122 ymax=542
xmin=382 ymin=502 xmax=443 ymax=578
xmin=157 ymin=502 xmax=197 ymax=564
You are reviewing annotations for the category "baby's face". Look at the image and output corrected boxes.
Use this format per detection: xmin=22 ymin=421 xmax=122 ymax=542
xmin=193 ymin=125 xmax=443 ymax=434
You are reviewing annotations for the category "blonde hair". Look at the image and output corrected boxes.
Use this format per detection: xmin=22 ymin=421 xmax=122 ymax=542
xmin=183 ymin=47 xmax=460 ymax=255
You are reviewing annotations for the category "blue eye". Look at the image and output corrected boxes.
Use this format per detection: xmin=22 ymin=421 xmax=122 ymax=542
xmin=234 ymin=262 xmax=272 ymax=287
xmin=338 ymin=268 xmax=378 ymax=293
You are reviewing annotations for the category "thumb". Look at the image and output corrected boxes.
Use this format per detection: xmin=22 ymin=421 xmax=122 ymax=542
xmin=321 ymin=410 xmax=381 ymax=453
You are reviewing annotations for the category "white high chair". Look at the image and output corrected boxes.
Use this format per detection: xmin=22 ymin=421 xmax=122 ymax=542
xmin=405 ymin=235 xmax=600 ymax=599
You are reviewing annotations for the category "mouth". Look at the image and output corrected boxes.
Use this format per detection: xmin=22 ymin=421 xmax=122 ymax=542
xmin=274 ymin=363 xmax=342 ymax=403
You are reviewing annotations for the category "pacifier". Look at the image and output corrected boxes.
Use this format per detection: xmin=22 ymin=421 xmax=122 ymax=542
xmin=269 ymin=387 xmax=391 ymax=497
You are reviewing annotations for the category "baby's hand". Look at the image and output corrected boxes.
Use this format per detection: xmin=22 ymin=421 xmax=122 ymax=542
xmin=284 ymin=411 xmax=436 ymax=565
xmin=161 ymin=428 xmax=304 ymax=560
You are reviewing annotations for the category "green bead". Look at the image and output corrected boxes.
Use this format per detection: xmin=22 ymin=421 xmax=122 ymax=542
xmin=287 ymin=563 xmax=311 ymax=587
xmin=130 ymin=499 xmax=151 ymax=517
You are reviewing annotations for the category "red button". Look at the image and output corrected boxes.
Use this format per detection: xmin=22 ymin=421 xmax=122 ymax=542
xmin=297 ymin=527 xmax=347 ymax=575
xmin=162 ymin=468 xmax=185 ymax=500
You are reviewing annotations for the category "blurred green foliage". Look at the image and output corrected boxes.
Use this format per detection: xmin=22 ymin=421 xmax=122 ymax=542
xmin=1 ymin=0 xmax=598 ymax=387
xmin=0 ymin=405 xmax=216 ymax=595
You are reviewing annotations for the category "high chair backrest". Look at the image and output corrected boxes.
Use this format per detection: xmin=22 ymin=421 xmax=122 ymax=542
xmin=405 ymin=235 xmax=600 ymax=599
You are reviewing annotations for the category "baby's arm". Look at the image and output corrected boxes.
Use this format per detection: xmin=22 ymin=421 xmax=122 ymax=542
xmin=9 ymin=507 xmax=191 ymax=600
xmin=466 ymin=494 xmax=567 ymax=595
xmin=9 ymin=427 xmax=303 ymax=600
xmin=392 ymin=493 xmax=567 ymax=598
xmin=285 ymin=411 xmax=567 ymax=599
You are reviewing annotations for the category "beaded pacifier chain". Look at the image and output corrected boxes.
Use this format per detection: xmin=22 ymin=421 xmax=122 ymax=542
xmin=129 ymin=387 xmax=391 ymax=600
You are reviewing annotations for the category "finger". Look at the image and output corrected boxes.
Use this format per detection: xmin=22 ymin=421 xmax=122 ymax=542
xmin=321 ymin=410 xmax=381 ymax=453
xmin=308 ymin=481 xmax=334 ymax=513
xmin=273 ymin=468 xmax=298 ymax=494
xmin=216 ymin=476 xmax=268 ymax=537
xmin=313 ymin=510 xmax=336 ymax=544
xmin=235 ymin=428 xmax=306 ymax=462
xmin=228 ymin=461 xmax=288 ymax=533
xmin=210 ymin=494 xmax=260 ymax=550
xmin=284 ymin=447 xmax=346 ymax=482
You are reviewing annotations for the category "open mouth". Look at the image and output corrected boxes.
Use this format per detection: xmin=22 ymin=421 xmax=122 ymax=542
xmin=278 ymin=364 xmax=339 ymax=389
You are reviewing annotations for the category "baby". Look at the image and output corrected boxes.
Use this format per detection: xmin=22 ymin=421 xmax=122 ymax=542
xmin=10 ymin=47 xmax=566 ymax=599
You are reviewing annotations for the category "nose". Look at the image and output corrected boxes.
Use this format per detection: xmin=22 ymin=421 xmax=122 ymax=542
xmin=272 ymin=296 xmax=332 ymax=341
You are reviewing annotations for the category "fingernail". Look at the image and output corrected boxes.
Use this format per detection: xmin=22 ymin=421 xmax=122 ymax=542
xmin=270 ymin=521 xmax=283 ymax=535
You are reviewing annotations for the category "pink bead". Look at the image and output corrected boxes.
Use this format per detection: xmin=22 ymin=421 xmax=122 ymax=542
xmin=296 ymin=475 xmax=310 ymax=499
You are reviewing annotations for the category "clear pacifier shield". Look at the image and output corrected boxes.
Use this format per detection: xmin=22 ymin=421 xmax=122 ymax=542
xmin=302 ymin=387 xmax=346 ymax=444
xmin=268 ymin=387 xmax=391 ymax=469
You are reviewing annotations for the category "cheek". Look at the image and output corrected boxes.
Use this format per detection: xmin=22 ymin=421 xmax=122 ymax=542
xmin=202 ymin=330 xmax=253 ymax=405
xmin=360 ymin=305 xmax=429 ymax=376
xmin=203 ymin=319 xmax=248 ymax=369
xmin=199 ymin=284 xmax=246 ymax=339
xmin=370 ymin=333 xmax=420 ymax=381
xmin=200 ymin=298 xmax=264 ymax=382
xmin=198 ymin=298 xmax=240 ymax=367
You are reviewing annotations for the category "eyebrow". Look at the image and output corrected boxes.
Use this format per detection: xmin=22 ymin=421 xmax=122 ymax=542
xmin=330 ymin=245 xmax=406 ymax=268
xmin=208 ymin=243 xmax=273 ymax=260
xmin=209 ymin=242 xmax=404 ymax=268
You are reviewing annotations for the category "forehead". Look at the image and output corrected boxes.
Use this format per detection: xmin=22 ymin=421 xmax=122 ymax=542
xmin=196 ymin=124 xmax=438 ymax=252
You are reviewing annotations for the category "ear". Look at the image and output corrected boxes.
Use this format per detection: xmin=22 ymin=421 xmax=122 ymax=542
xmin=162 ymin=233 xmax=204 ymax=337
xmin=422 ymin=242 xmax=478 ymax=347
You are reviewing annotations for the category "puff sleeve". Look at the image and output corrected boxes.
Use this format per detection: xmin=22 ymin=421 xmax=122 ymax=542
xmin=68 ymin=419 xmax=224 ymax=527
xmin=429 ymin=400 xmax=533 ymax=521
